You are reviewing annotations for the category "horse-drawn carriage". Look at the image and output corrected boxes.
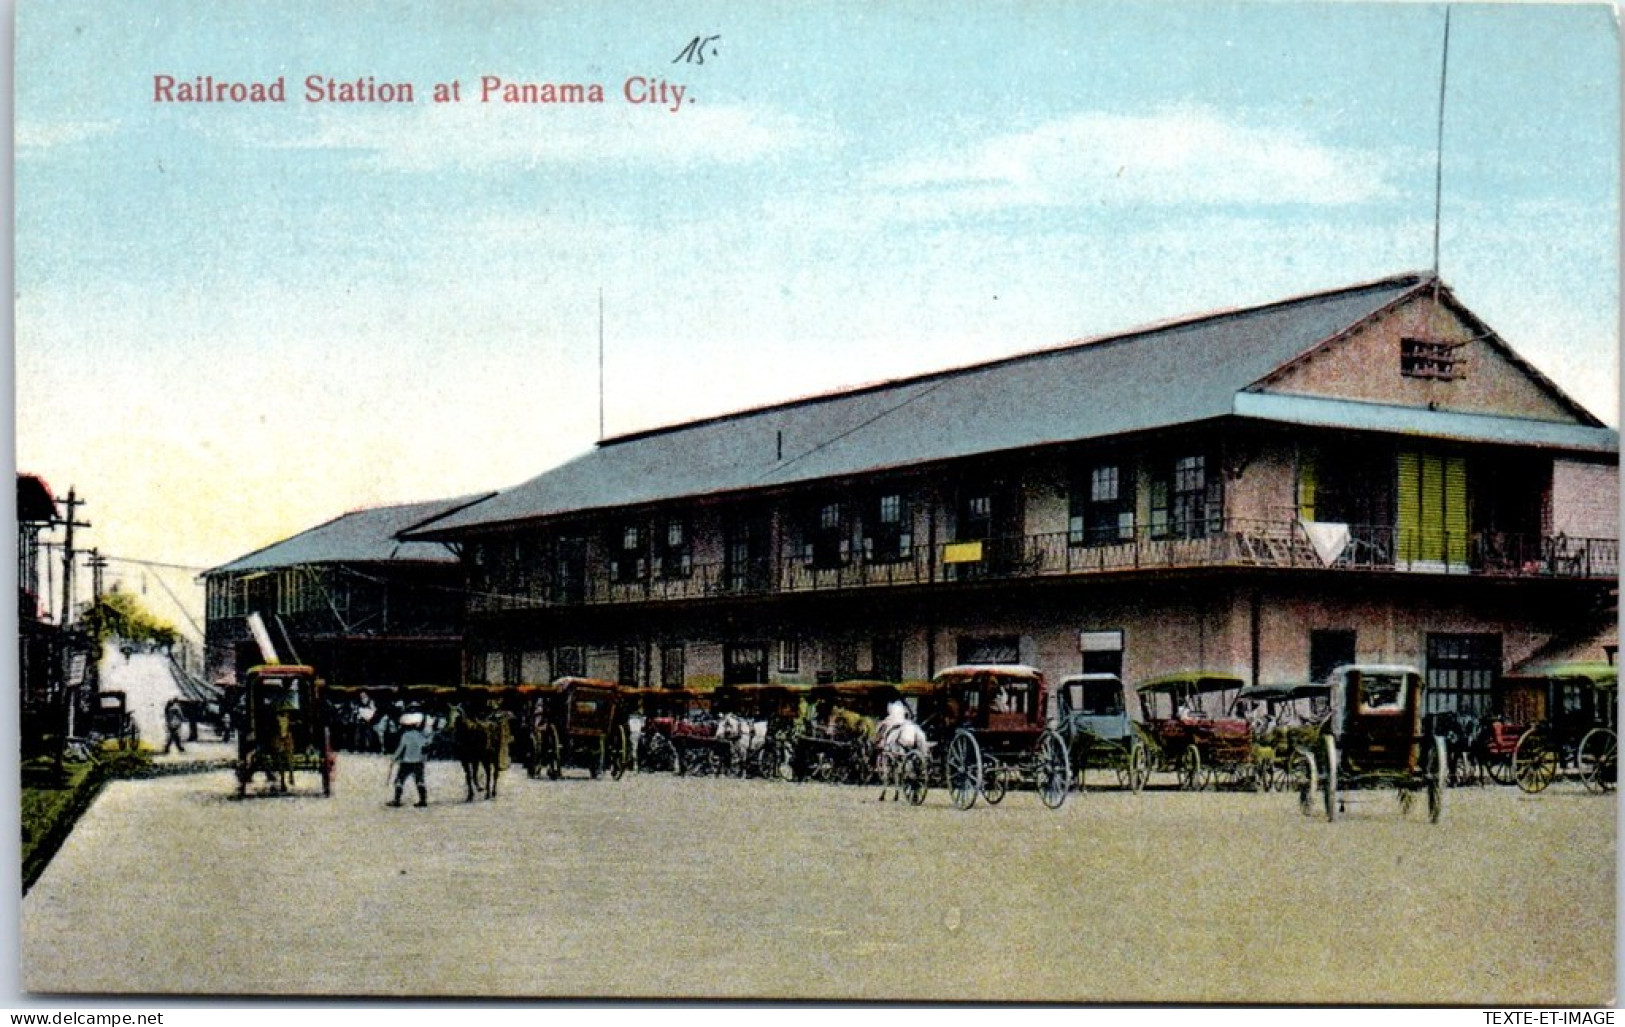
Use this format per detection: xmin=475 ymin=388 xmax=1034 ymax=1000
xmin=234 ymin=664 xmax=335 ymax=798
xmin=1482 ymin=663 xmax=1616 ymax=794
xmin=86 ymin=690 xmax=140 ymax=751
xmin=1055 ymin=673 xmax=1150 ymax=792
xmin=1231 ymin=683 xmax=1331 ymax=790
xmin=1136 ymin=672 xmax=1265 ymax=790
xmin=526 ymin=678 xmax=630 ymax=780
xmin=932 ymin=665 xmax=1069 ymax=810
xmin=711 ymin=683 xmax=804 ymax=780
xmin=792 ymin=683 xmax=880 ymax=784
xmin=1294 ymin=664 xmax=1446 ymax=822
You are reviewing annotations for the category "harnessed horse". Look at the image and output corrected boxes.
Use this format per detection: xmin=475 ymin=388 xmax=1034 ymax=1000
xmin=873 ymin=701 xmax=931 ymax=801
xmin=453 ymin=705 xmax=511 ymax=800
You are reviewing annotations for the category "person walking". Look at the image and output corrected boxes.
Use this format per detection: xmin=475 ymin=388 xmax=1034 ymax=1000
xmin=389 ymin=710 xmax=429 ymax=807
xmin=162 ymin=699 xmax=187 ymax=755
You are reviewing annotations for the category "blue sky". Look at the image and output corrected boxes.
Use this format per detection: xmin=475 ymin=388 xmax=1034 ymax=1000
xmin=13 ymin=0 xmax=1619 ymax=631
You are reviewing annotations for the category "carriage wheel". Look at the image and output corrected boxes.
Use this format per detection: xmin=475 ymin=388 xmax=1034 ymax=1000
xmin=1578 ymin=728 xmax=1617 ymax=794
xmin=1485 ymin=753 xmax=1514 ymax=786
xmin=901 ymin=751 xmax=929 ymax=806
xmin=768 ymin=738 xmax=796 ymax=782
xmin=1037 ymin=730 xmax=1069 ymax=809
xmin=609 ymin=725 xmax=631 ymax=780
xmin=1292 ymin=748 xmax=1319 ymax=818
xmin=982 ymin=759 xmax=1008 ymax=805
xmin=1323 ymin=735 xmax=1340 ymax=822
xmin=1512 ymin=728 xmax=1557 ymax=794
xmin=946 ymin=731 xmax=982 ymax=810
xmin=545 ymin=725 xmax=563 ymax=780
xmin=1426 ymin=735 xmax=1446 ymax=823
xmin=1178 ymin=747 xmax=1204 ymax=791
xmin=1126 ymin=735 xmax=1149 ymax=794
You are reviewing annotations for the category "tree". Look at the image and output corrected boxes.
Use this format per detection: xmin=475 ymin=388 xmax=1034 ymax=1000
xmin=82 ymin=588 xmax=179 ymax=649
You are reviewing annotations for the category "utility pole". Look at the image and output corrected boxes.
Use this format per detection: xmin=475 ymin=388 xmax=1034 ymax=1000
xmin=88 ymin=549 xmax=107 ymax=606
xmin=58 ymin=489 xmax=90 ymax=628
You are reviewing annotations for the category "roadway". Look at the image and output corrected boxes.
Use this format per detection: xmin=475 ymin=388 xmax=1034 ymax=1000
xmin=19 ymin=758 xmax=1615 ymax=1004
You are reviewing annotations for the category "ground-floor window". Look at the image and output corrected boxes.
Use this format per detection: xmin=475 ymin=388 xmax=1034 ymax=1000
xmin=660 ymin=644 xmax=684 ymax=689
xmin=1425 ymin=633 xmax=1502 ymax=716
xmin=872 ymin=637 xmax=903 ymax=682
xmin=1309 ymin=629 xmax=1357 ymax=684
xmin=725 ymin=643 xmax=769 ymax=685
xmin=502 ymin=650 xmax=521 ymax=687
xmin=553 ymin=646 xmax=585 ymax=680
xmin=1079 ymin=629 xmax=1124 ymax=676
xmin=777 ymin=638 xmax=800 ymax=674
xmin=958 ymin=635 xmax=1020 ymax=666
xmin=617 ymin=646 xmax=640 ymax=688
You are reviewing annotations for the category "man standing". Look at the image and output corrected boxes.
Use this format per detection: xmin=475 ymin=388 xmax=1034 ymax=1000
xmin=389 ymin=709 xmax=429 ymax=807
xmin=162 ymin=699 xmax=187 ymax=755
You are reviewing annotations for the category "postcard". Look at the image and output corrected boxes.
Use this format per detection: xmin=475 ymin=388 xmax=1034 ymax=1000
xmin=13 ymin=0 xmax=1618 ymax=1008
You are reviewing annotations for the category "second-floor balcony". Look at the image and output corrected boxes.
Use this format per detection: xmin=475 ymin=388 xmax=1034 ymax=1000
xmin=467 ymin=519 xmax=1618 ymax=614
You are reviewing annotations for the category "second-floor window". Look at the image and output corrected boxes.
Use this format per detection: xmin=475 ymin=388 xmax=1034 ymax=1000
xmin=1070 ymin=464 xmax=1135 ymax=546
xmin=610 ymin=524 xmax=647 ymax=584
xmin=801 ymin=501 xmax=851 ymax=569
xmin=658 ymin=519 xmax=692 ymax=579
xmin=866 ymin=492 xmax=912 ymax=563
xmin=1151 ymin=455 xmax=1216 ymax=539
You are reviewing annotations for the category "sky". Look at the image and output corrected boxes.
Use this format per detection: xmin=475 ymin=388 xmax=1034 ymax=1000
xmin=12 ymin=0 xmax=1620 ymax=645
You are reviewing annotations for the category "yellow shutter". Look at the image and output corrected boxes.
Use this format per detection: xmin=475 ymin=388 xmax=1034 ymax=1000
xmin=1298 ymin=452 xmax=1318 ymax=522
xmin=1397 ymin=450 xmax=1420 ymax=563
xmin=1445 ymin=455 xmax=1468 ymax=566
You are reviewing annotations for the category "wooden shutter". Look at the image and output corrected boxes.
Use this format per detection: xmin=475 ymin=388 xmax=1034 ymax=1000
xmin=1397 ymin=450 xmax=1420 ymax=563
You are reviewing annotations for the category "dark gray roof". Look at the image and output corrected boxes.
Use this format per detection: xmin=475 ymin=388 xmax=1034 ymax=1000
xmin=410 ymin=272 xmax=1597 ymax=537
xmin=205 ymin=494 xmax=493 ymax=575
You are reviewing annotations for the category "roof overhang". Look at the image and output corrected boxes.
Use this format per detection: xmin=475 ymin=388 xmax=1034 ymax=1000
xmin=1233 ymin=392 xmax=1619 ymax=455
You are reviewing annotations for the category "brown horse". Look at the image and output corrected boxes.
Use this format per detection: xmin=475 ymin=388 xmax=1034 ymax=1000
xmin=454 ymin=707 xmax=510 ymax=801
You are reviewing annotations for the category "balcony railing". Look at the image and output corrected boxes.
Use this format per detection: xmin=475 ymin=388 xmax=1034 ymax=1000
xmin=467 ymin=520 xmax=1617 ymax=612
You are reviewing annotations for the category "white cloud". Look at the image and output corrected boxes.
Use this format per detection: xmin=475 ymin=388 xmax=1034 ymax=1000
xmin=222 ymin=93 xmax=821 ymax=171
xmin=869 ymin=106 xmax=1397 ymax=213
xmin=14 ymin=119 xmax=119 ymax=151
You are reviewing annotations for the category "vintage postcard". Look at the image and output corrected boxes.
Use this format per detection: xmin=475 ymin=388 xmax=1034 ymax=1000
xmin=12 ymin=0 xmax=1619 ymax=1009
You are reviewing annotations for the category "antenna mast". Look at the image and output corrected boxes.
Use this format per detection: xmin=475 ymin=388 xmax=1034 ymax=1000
xmin=1431 ymin=6 xmax=1452 ymax=286
xmin=598 ymin=287 xmax=605 ymax=442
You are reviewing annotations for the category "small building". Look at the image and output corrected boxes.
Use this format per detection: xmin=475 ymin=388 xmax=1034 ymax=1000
xmin=404 ymin=273 xmax=1618 ymax=715
xmin=201 ymin=495 xmax=491 ymax=690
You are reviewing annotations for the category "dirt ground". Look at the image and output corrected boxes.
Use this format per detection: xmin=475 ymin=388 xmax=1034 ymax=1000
xmin=20 ymin=759 xmax=1616 ymax=1004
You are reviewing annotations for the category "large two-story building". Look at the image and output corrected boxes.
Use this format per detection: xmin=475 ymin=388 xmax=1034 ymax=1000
xmin=399 ymin=273 xmax=1617 ymax=715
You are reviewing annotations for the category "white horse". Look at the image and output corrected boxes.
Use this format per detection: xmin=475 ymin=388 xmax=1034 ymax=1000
xmin=716 ymin=713 xmax=767 ymax=774
xmin=874 ymin=701 xmax=931 ymax=802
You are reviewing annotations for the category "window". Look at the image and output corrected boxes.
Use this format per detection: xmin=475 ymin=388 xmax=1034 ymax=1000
xmin=1309 ymin=630 xmax=1357 ymax=685
xmin=866 ymin=492 xmax=913 ymax=563
xmin=777 ymin=638 xmax=800 ymax=674
xmin=660 ymin=644 xmax=685 ymax=688
xmin=958 ymin=635 xmax=1021 ymax=665
xmin=1080 ymin=629 xmax=1124 ymax=676
xmin=1401 ymin=337 xmax=1466 ymax=380
xmin=658 ymin=519 xmax=692 ymax=579
xmin=610 ymin=523 xmax=647 ymax=584
xmin=802 ymin=501 xmax=850 ymax=569
xmin=872 ymin=637 xmax=904 ymax=682
xmin=617 ymin=646 xmax=640 ymax=688
xmin=1151 ymin=455 xmax=1216 ymax=539
xmin=724 ymin=643 xmax=769 ymax=685
xmin=1425 ymin=633 xmax=1502 ymax=717
xmin=553 ymin=646 xmax=585 ymax=679
xmin=1070 ymin=464 xmax=1135 ymax=546
xmin=502 ymin=651 xmax=522 ymax=687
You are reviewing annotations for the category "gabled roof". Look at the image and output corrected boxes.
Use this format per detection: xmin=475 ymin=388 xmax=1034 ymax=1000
xmin=204 ymin=494 xmax=493 ymax=575
xmin=410 ymin=272 xmax=1611 ymax=538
